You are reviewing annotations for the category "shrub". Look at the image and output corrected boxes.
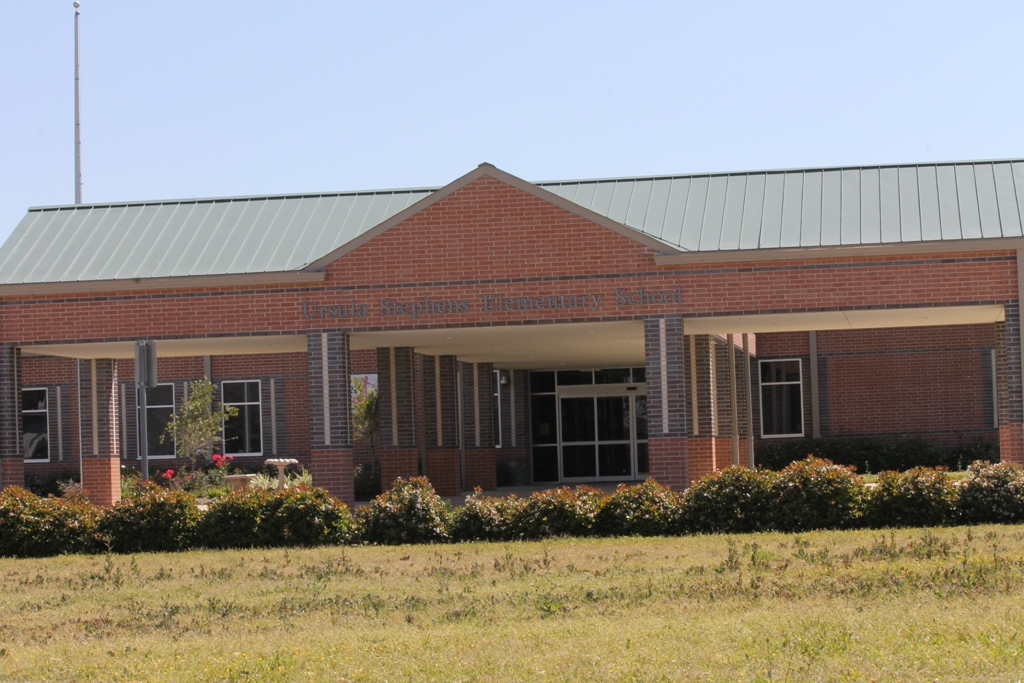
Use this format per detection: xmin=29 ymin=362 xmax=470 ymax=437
xmin=679 ymin=466 xmax=775 ymax=534
xmin=199 ymin=486 xmax=352 ymax=548
xmin=594 ymin=480 xmax=680 ymax=537
xmin=514 ymin=486 xmax=603 ymax=540
xmin=863 ymin=467 xmax=956 ymax=528
xmin=756 ymin=437 xmax=996 ymax=473
xmin=97 ymin=485 xmax=201 ymax=553
xmin=956 ymin=461 xmax=1024 ymax=525
xmin=24 ymin=470 xmax=81 ymax=498
xmin=770 ymin=458 xmax=864 ymax=531
xmin=0 ymin=487 xmax=100 ymax=557
xmin=451 ymin=491 xmax=526 ymax=542
xmin=355 ymin=477 xmax=452 ymax=545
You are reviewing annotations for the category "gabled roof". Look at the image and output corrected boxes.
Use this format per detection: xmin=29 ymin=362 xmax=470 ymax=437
xmin=2 ymin=159 xmax=1023 ymax=290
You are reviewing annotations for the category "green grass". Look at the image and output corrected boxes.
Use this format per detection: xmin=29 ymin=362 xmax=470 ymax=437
xmin=3 ymin=526 xmax=1024 ymax=682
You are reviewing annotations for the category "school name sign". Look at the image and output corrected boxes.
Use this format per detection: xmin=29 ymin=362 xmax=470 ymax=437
xmin=301 ymin=287 xmax=683 ymax=320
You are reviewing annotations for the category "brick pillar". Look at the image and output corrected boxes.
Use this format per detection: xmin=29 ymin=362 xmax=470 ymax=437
xmin=645 ymin=316 xmax=688 ymax=489
xmin=688 ymin=334 xmax=723 ymax=483
xmin=997 ymin=303 xmax=1024 ymax=464
xmin=378 ymin=347 xmax=419 ymax=488
xmin=496 ymin=368 xmax=531 ymax=486
xmin=0 ymin=345 xmax=24 ymax=489
xmin=307 ymin=331 xmax=354 ymax=503
xmin=461 ymin=361 xmax=497 ymax=491
xmin=422 ymin=355 xmax=461 ymax=496
xmin=78 ymin=359 xmax=121 ymax=506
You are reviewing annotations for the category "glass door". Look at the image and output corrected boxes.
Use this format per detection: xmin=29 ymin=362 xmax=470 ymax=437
xmin=558 ymin=384 xmax=647 ymax=482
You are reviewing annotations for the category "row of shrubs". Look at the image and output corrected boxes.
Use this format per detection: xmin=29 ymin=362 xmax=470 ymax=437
xmin=3 ymin=458 xmax=1024 ymax=558
xmin=756 ymin=437 xmax=997 ymax=473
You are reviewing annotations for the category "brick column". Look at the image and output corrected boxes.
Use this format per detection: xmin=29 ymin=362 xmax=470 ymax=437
xmin=645 ymin=316 xmax=689 ymax=489
xmin=460 ymin=361 xmax=497 ymax=491
xmin=997 ymin=303 xmax=1024 ymax=464
xmin=78 ymin=359 xmax=121 ymax=506
xmin=422 ymin=355 xmax=461 ymax=496
xmin=0 ymin=345 xmax=24 ymax=489
xmin=307 ymin=331 xmax=354 ymax=503
xmin=377 ymin=347 xmax=419 ymax=488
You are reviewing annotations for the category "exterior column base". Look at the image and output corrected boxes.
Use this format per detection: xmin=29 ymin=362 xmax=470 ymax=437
xmin=425 ymin=448 xmax=461 ymax=497
xmin=0 ymin=458 xmax=25 ymax=490
xmin=309 ymin=448 xmax=354 ymax=505
xmin=82 ymin=458 xmax=120 ymax=507
xmin=999 ymin=424 xmax=1024 ymax=465
xmin=648 ymin=436 xmax=689 ymax=490
xmin=464 ymin=447 xmax=497 ymax=491
xmin=380 ymin=447 xmax=420 ymax=491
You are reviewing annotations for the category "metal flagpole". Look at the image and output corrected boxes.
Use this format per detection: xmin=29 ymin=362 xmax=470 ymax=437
xmin=74 ymin=2 xmax=82 ymax=204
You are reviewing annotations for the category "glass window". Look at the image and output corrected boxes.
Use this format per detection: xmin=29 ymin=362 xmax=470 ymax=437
xmin=22 ymin=388 xmax=48 ymax=461
xmin=759 ymin=359 xmax=803 ymax=437
xmin=139 ymin=384 xmax=175 ymax=458
xmin=557 ymin=370 xmax=593 ymax=386
xmin=222 ymin=380 xmax=262 ymax=455
xmin=529 ymin=371 xmax=555 ymax=394
xmin=595 ymin=368 xmax=631 ymax=384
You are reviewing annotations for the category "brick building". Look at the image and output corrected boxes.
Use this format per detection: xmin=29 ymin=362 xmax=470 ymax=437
xmin=0 ymin=161 xmax=1021 ymax=506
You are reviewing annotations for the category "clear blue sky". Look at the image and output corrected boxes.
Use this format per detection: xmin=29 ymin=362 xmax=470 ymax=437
xmin=2 ymin=1 xmax=1023 ymax=245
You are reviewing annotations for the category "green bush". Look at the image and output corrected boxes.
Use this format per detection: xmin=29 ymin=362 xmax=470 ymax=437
xmin=24 ymin=470 xmax=81 ymax=498
xmin=199 ymin=486 xmax=352 ymax=548
xmin=756 ymin=437 xmax=996 ymax=473
xmin=956 ymin=461 xmax=1024 ymax=525
xmin=97 ymin=485 xmax=202 ymax=553
xmin=0 ymin=487 xmax=100 ymax=557
xmin=770 ymin=458 xmax=864 ymax=531
xmin=863 ymin=467 xmax=956 ymax=528
xmin=594 ymin=480 xmax=679 ymax=537
xmin=680 ymin=466 xmax=775 ymax=534
xmin=451 ymin=491 xmax=526 ymax=542
xmin=514 ymin=486 xmax=603 ymax=540
xmin=355 ymin=477 xmax=452 ymax=545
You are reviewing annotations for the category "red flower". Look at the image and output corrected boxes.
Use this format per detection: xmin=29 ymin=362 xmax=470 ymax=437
xmin=164 ymin=469 xmax=175 ymax=479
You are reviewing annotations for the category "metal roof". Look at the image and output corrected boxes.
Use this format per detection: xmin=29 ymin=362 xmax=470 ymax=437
xmin=2 ymin=160 xmax=1023 ymax=286
xmin=537 ymin=160 xmax=1024 ymax=251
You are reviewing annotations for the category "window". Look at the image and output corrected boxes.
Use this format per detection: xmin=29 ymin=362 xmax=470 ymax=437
xmin=222 ymin=380 xmax=262 ymax=455
xmin=138 ymin=384 xmax=175 ymax=458
xmin=759 ymin=359 xmax=803 ymax=437
xmin=22 ymin=388 xmax=48 ymax=461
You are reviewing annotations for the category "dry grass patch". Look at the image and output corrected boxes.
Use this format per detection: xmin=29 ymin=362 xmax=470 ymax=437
xmin=2 ymin=526 xmax=1024 ymax=681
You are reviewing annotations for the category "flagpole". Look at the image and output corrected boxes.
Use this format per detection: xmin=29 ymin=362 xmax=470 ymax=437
xmin=74 ymin=1 xmax=82 ymax=205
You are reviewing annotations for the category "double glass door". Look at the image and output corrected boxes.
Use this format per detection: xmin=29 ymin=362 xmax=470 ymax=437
xmin=558 ymin=385 xmax=648 ymax=482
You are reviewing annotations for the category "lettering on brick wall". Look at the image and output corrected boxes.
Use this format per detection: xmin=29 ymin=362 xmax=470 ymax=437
xmin=301 ymin=287 xmax=683 ymax=319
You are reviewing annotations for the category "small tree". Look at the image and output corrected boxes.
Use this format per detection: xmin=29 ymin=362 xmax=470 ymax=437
xmin=351 ymin=376 xmax=380 ymax=496
xmin=163 ymin=378 xmax=238 ymax=469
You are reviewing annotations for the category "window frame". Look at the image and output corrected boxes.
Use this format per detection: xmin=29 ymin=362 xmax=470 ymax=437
xmin=758 ymin=358 xmax=805 ymax=439
xmin=221 ymin=380 xmax=263 ymax=456
xmin=138 ymin=383 xmax=176 ymax=459
xmin=22 ymin=387 xmax=50 ymax=462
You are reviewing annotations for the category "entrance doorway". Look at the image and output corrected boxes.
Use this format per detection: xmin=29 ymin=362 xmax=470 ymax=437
xmin=530 ymin=368 xmax=648 ymax=483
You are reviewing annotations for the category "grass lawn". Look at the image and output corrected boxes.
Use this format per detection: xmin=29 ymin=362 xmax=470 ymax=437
xmin=2 ymin=526 xmax=1024 ymax=682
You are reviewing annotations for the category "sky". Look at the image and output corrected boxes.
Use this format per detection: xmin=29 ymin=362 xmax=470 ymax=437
xmin=1 ymin=1 xmax=1023 ymax=244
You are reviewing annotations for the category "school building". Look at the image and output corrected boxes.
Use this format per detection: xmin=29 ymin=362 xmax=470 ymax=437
xmin=0 ymin=161 xmax=1021 ymax=506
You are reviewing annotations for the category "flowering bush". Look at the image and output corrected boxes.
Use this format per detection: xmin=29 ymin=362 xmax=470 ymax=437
xmin=0 ymin=487 xmax=100 ymax=557
xmin=451 ymin=491 xmax=526 ymax=542
xmin=514 ymin=486 xmax=604 ymax=540
xmin=955 ymin=461 xmax=1024 ymax=525
xmin=769 ymin=457 xmax=864 ymax=531
xmin=199 ymin=486 xmax=352 ymax=548
xmin=355 ymin=477 xmax=452 ymax=545
xmin=679 ymin=466 xmax=776 ymax=534
xmin=594 ymin=480 xmax=680 ymax=537
xmin=863 ymin=467 xmax=956 ymax=528
xmin=98 ymin=484 xmax=202 ymax=552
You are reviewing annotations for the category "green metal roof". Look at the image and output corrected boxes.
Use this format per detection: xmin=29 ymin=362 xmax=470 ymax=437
xmin=2 ymin=160 xmax=1023 ymax=287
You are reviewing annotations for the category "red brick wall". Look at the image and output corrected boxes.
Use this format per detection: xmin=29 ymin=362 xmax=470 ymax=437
xmin=755 ymin=325 xmax=998 ymax=448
